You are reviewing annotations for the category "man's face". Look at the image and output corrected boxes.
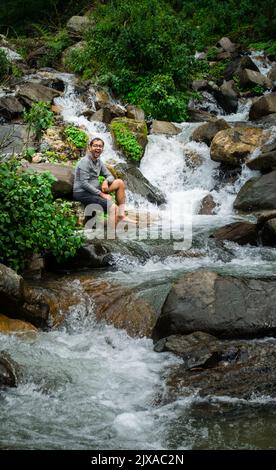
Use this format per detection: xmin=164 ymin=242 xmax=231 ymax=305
xmin=89 ymin=140 xmax=104 ymax=160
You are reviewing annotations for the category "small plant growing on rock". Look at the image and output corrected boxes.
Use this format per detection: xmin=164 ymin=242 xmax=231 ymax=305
xmin=23 ymin=101 xmax=54 ymax=140
xmin=0 ymin=49 xmax=10 ymax=82
xmin=64 ymin=126 xmax=88 ymax=149
xmin=110 ymin=121 xmax=143 ymax=161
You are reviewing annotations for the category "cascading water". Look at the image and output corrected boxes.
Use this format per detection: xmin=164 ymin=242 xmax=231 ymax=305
xmin=2 ymin=52 xmax=276 ymax=450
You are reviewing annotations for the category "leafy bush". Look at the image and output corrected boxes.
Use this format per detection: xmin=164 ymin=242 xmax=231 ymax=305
xmin=126 ymin=74 xmax=191 ymax=121
xmin=23 ymin=101 xmax=54 ymax=139
xmin=0 ymin=49 xmax=10 ymax=81
xmin=110 ymin=121 xmax=144 ymax=161
xmin=64 ymin=126 xmax=88 ymax=149
xmin=0 ymin=160 xmax=84 ymax=272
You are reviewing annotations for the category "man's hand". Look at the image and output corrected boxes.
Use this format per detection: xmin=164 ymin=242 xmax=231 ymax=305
xmin=100 ymin=192 xmax=112 ymax=200
xmin=101 ymin=180 xmax=109 ymax=193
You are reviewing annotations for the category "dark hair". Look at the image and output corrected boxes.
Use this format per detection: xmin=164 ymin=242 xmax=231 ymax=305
xmin=89 ymin=137 xmax=104 ymax=146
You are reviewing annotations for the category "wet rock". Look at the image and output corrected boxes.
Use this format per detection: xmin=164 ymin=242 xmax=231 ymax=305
xmin=152 ymin=271 xmax=276 ymax=341
xmin=268 ymin=67 xmax=276 ymax=82
xmin=260 ymin=219 xmax=276 ymax=246
xmin=214 ymin=81 xmax=238 ymax=114
xmin=198 ymin=194 xmax=217 ymax=215
xmin=184 ymin=148 xmax=204 ymax=169
xmin=187 ymin=109 xmax=218 ymax=122
xmin=234 ymin=171 xmax=276 ymax=212
xmin=0 ymin=313 xmax=37 ymax=337
xmin=0 ymin=352 xmax=18 ymax=388
xmin=166 ymin=338 xmax=276 ymax=399
xmin=0 ymin=263 xmax=24 ymax=317
xmin=209 ymin=221 xmax=258 ymax=245
xmin=246 ymin=150 xmax=276 ymax=171
xmin=238 ymin=69 xmax=272 ymax=89
xmin=210 ymin=127 xmax=266 ymax=167
xmin=192 ymin=80 xmax=208 ymax=91
xmin=249 ymin=92 xmax=276 ymax=120
xmin=224 ymin=56 xmax=259 ymax=81
xmin=114 ymin=162 xmax=166 ymax=205
xmin=81 ymin=278 xmax=157 ymax=337
xmin=192 ymin=119 xmax=230 ymax=146
xmin=150 ymin=120 xmax=181 ymax=135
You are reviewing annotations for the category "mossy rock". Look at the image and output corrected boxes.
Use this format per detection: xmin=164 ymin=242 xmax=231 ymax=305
xmin=110 ymin=117 xmax=148 ymax=162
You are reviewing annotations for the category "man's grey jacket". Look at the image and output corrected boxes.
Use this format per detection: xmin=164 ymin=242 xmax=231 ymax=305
xmin=73 ymin=155 xmax=115 ymax=196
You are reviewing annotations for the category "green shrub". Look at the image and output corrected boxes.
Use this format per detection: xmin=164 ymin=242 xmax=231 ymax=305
xmin=110 ymin=121 xmax=143 ymax=161
xmin=0 ymin=49 xmax=10 ymax=81
xmin=64 ymin=126 xmax=88 ymax=149
xmin=0 ymin=160 xmax=84 ymax=272
xmin=126 ymin=74 xmax=191 ymax=122
xmin=23 ymin=101 xmax=54 ymax=139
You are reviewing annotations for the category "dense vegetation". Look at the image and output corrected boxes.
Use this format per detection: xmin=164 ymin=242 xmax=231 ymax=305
xmin=1 ymin=0 xmax=275 ymax=120
xmin=0 ymin=161 xmax=84 ymax=272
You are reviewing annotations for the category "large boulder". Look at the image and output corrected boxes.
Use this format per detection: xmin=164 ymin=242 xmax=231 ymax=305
xmin=260 ymin=218 xmax=276 ymax=246
xmin=0 ymin=96 xmax=24 ymax=120
xmin=249 ymin=92 xmax=276 ymax=120
xmin=234 ymin=171 xmax=276 ymax=212
xmin=150 ymin=120 xmax=181 ymax=135
xmin=0 ymin=352 xmax=18 ymax=388
xmin=0 ymin=124 xmax=35 ymax=155
xmin=217 ymin=37 xmax=236 ymax=53
xmin=210 ymin=127 xmax=266 ymax=166
xmin=66 ymin=16 xmax=92 ymax=37
xmin=16 ymin=82 xmax=61 ymax=106
xmin=224 ymin=56 xmax=259 ymax=81
xmin=209 ymin=221 xmax=258 ymax=245
xmin=0 ymin=263 xmax=24 ymax=317
xmin=164 ymin=335 xmax=276 ymax=399
xmin=114 ymin=162 xmax=166 ymax=205
xmin=188 ymin=109 xmax=217 ymax=122
xmin=238 ymin=68 xmax=272 ymax=89
xmin=152 ymin=271 xmax=276 ymax=340
xmin=0 ymin=313 xmax=37 ymax=336
xmin=110 ymin=117 xmax=148 ymax=159
xmin=246 ymin=150 xmax=276 ymax=171
xmin=81 ymin=278 xmax=157 ymax=337
xmin=23 ymin=163 xmax=74 ymax=196
xmin=214 ymin=80 xmax=238 ymax=114
xmin=191 ymin=119 xmax=230 ymax=146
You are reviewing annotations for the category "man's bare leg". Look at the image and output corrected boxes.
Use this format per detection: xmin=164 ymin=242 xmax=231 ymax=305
xmin=106 ymin=179 xmax=125 ymax=217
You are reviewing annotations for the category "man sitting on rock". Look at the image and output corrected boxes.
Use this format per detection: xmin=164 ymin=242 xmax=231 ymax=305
xmin=73 ymin=137 xmax=129 ymax=226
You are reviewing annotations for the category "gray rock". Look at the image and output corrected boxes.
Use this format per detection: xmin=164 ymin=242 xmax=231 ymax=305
xmin=0 ymin=352 xmax=18 ymax=388
xmin=17 ymin=82 xmax=61 ymax=106
xmin=192 ymin=119 xmax=230 ymax=146
xmin=150 ymin=120 xmax=181 ymax=135
xmin=0 ymin=124 xmax=35 ymax=155
xmin=249 ymin=92 xmax=276 ymax=120
xmin=224 ymin=56 xmax=259 ymax=81
xmin=0 ymin=263 xmax=24 ymax=317
xmin=238 ymin=68 xmax=272 ymax=89
xmin=246 ymin=150 xmax=276 ymax=171
xmin=66 ymin=16 xmax=92 ymax=37
xmin=23 ymin=163 xmax=74 ymax=196
xmin=0 ymin=96 xmax=24 ymax=119
xmin=260 ymin=218 xmax=276 ymax=246
xmin=152 ymin=271 xmax=276 ymax=340
xmin=209 ymin=221 xmax=258 ymax=245
xmin=114 ymin=162 xmax=166 ymax=205
xmin=234 ymin=171 xmax=276 ymax=212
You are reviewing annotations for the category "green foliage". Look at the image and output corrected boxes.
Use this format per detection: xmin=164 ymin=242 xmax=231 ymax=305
xmin=23 ymin=146 xmax=36 ymax=161
xmin=110 ymin=121 xmax=143 ymax=162
xmin=252 ymin=84 xmax=268 ymax=95
xmin=249 ymin=40 xmax=276 ymax=55
xmin=44 ymin=151 xmax=69 ymax=163
xmin=23 ymin=101 xmax=54 ymax=139
xmin=0 ymin=160 xmax=84 ymax=272
xmin=0 ymin=49 xmax=10 ymax=81
xmin=38 ymin=29 xmax=72 ymax=68
xmin=206 ymin=47 xmax=219 ymax=61
xmin=64 ymin=126 xmax=88 ymax=149
xmin=126 ymin=74 xmax=190 ymax=121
